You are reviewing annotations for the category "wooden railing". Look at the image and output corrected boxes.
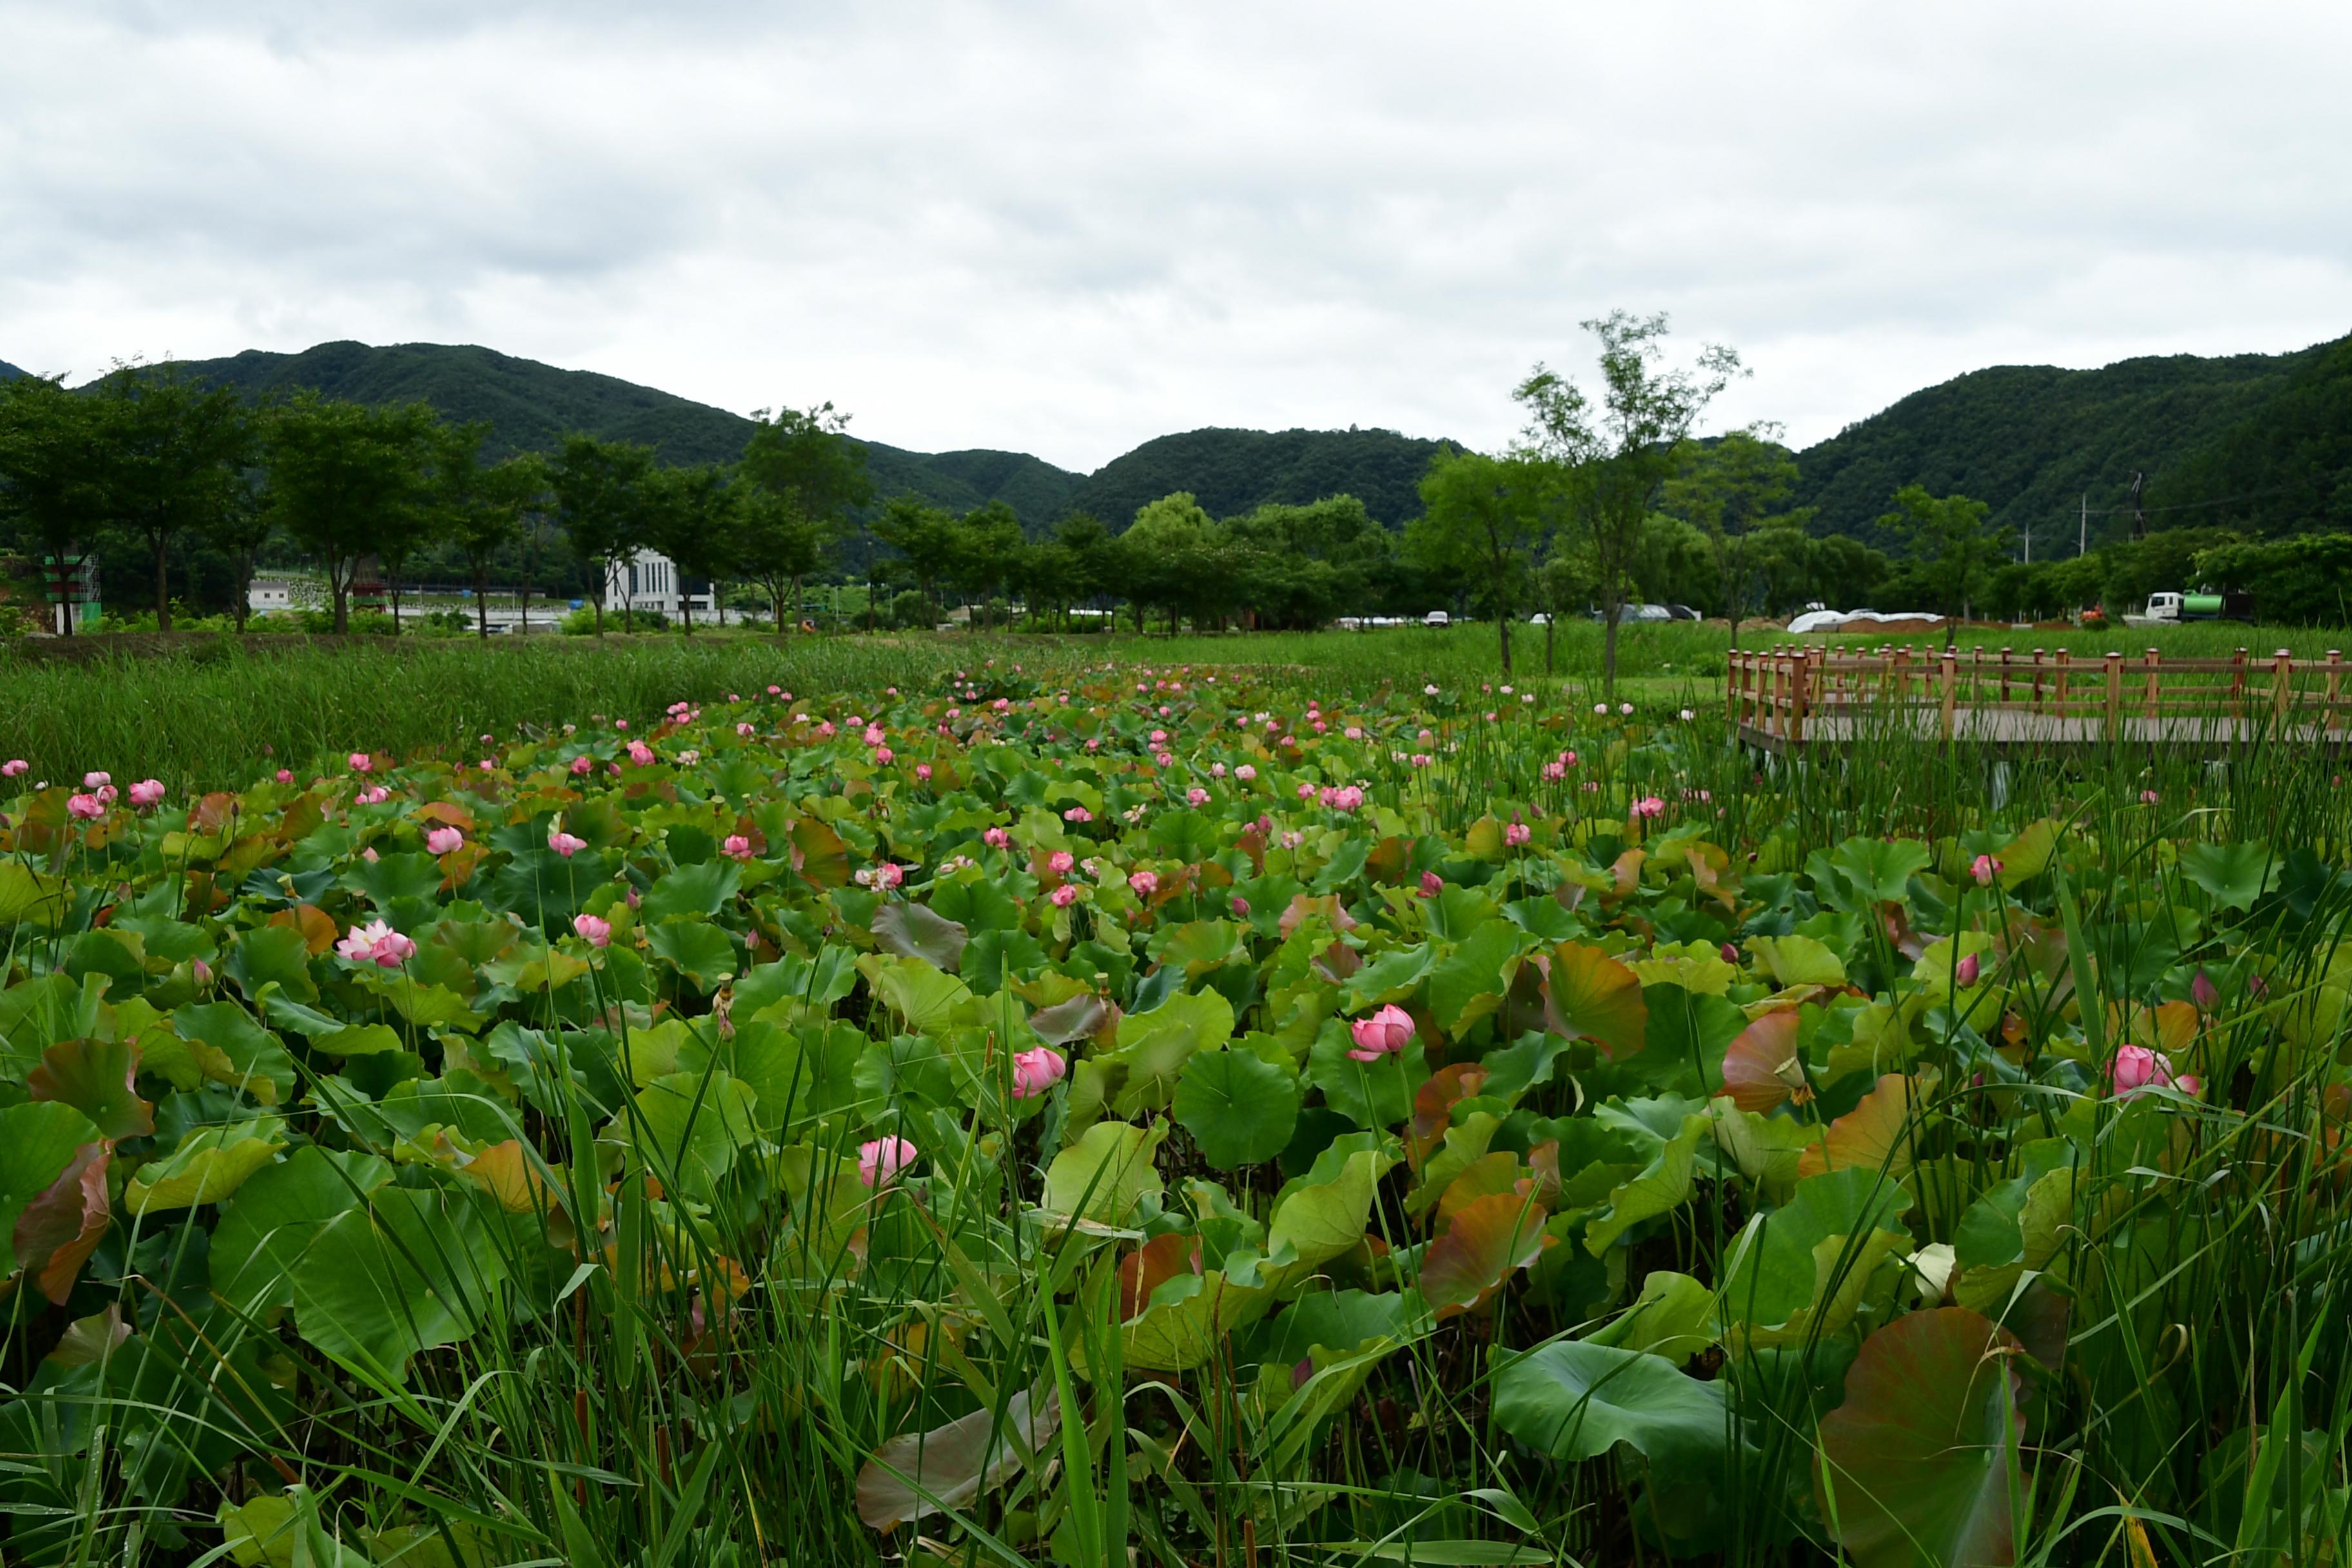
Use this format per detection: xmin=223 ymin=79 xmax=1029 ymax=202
xmin=1727 ymin=643 xmax=2352 ymax=746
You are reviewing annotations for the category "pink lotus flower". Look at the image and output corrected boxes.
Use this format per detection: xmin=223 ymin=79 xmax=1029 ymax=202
xmin=0 ymin=760 xmax=25 ymax=778
xmin=571 ymin=755 xmax=593 ymax=776
xmin=627 ymin=741 xmax=655 ymax=767
xmin=128 ymin=779 xmax=165 ymax=809
xmin=816 ymin=721 xmax=837 ymax=738
xmin=1632 ymin=796 xmax=1665 ymax=819
xmin=1971 ymin=854 xmax=2003 ymax=886
xmin=1542 ymin=761 xmax=1565 ymax=781
xmin=348 ymin=753 xmax=373 ymax=773
xmin=275 ymin=769 xmax=294 ymax=784
xmin=1297 ymin=782 xmax=1317 ymax=801
xmin=83 ymin=770 xmax=111 ymax=788
xmin=1186 ymin=787 xmax=1210 ymax=806
xmin=356 ymin=785 xmax=390 ymax=805
xmin=548 ymin=828 xmax=588 ymax=857
xmin=66 ymin=792 xmax=104 ymax=820
xmin=2110 ymin=1044 xmax=2198 ymax=1099
xmin=870 ymin=861 xmax=904 ymax=890
xmin=1063 ymin=806 xmax=1092 ymax=823
xmin=1504 ymin=822 xmax=1531 ymax=847
xmin=736 ymin=721 xmax=755 ymax=737
xmin=1010 ymin=1047 xmax=1066 ymax=1099
xmin=915 ymin=763 xmax=932 ymax=781
xmin=983 ymin=827 xmax=1011 ymax=849
xmin=858 ymin=1135 xmax=917 ymax=1188
xmin=573 ymin=913 xmax=612 ymax=948
xmin=1235 ymin=764 xmax=1257 ymax=781
xmin=1048 ymin=850 xmax=1075 ymax=874
xmin=874 ymin=747 xmax=894 ymax=765
xmin=1050 ymin=883 xmax=1078 ymax=908
xmin=863 ymin=725 xmax=886 ymax=746
xmin=337 ymin=919 xmax=416 ymax=968
xmin=723 ymin=834 xmax=754 ymax=861
xmin=1129 ymin=870 xmax=1160 ymax=898
xmin=1420 ymin=870 xmax=1443 ymax=898
xmin=1348 ymin=1004 xmax=1416 ymax=1063
xmin=426 ymin=825 xmax=464 ymax=854
xmin=2140 ymin=789 xmax=2161 ymax=805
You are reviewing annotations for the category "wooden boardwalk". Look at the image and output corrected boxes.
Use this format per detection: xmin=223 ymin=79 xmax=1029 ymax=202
xmin=1730 ymin=644 xmax=2352 ymax=754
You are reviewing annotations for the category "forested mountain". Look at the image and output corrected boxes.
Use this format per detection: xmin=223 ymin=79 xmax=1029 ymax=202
xmin=1792 ymin=342 xmax=2331 ymax=549
xmin=0 ymin=358 xmax=25 ymax=381
xmin=1072 ymin=426 xmax=1447 ymax=528
xmin=2142 ymin=333 xmax=2352 ymax=534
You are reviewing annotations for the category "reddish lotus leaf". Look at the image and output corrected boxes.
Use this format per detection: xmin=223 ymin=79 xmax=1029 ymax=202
xmin=1435 ymin=1153 xmax=1525 ymax=1230
xmin=268 ymin=903 xmax=340 ymax=956
xmin=1421 ymin=1188 xmax=1551 ymax=1319
xmin=187 ymin=792 xmax=241 ymax=834
xmin=1607 ymin=848 xmax=1646 ymax=899
xmin=14 ymin=1142 xmax=112 ymax=1304
xmin=1816 ymin=1308 xmax=2026 ymax=1568
xmin=412 ymin=800 xmax=476 ymax=832
xmin=1721 ymin=1008 xmax=1804 ymax=1114
xmin=789 ymin=817 xmax=850 ymax=888
xmin=1411 ymin=1063 xmax=1491 ymax=1141
xmin=28 ymin=1038 xmax=152 ymax=1140
xmin=1119 ymin=1232 xmax=1202 ymax=1319
xmin=1539 ymin=942 xmax=1649 ymax=1059
xmin=1796 ymin=1073 xmax=1921 ymax=1182
xmin=1279 ymin=893 xmax=1358 ymax=939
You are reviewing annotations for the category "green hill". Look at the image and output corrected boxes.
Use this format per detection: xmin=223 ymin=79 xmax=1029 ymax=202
xmin=173 ymin=340 xmax=1083 ymax=526
xmin=2142 ymin=334 xmax=2352 ymax=534
xmin=0 ymin=358 xmax=25 ymax=381
xmin=1791 ymin=342 xmax=2334 ymax=549
xmin=1071 ymin=426 xmax=1449 ymax=528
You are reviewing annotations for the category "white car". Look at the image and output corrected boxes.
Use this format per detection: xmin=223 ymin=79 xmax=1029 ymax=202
xmin=1787 ymin=609 xmax=1848 ymax=634
xmin=1424 ymin=611 xmax=1451 ymax=627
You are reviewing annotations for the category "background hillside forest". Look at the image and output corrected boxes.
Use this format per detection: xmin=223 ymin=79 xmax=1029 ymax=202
xmin=0 ymin=324 xmax=2347 ymax=643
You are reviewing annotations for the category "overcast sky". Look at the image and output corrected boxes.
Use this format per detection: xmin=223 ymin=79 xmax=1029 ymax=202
xmin=3 ymin=1 xmax=2347 ymax=472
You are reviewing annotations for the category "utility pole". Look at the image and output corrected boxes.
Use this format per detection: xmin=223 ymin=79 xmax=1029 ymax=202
xmin=2128 ymin=471 xmax=2146 ymax=540
xmin=2079 ymin=493 xmax=2088 ymax=557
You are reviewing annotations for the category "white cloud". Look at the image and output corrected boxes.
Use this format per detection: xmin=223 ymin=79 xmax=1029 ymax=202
xmin=3 ymin=0 xmax=2347 ymax=472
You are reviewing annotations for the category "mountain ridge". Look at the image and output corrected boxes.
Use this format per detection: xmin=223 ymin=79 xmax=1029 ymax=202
xmin=16 ymin=333 xmax=2342 ymax=543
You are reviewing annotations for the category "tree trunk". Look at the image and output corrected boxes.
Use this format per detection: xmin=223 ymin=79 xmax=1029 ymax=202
xmin=152 ymin=533 xmax=172 ymax=632
xmin=1602 ymin=603 xmax=1620 ymax=700
xmin=680 ymin=579 xmax=694 ymax=636
xmin=1498 ymin=607 xmax=1511 ymax=677
xmin=331 ymin=560 xmax=351 ymax=635
xmin=476 ymin=566 xmax=491 ymax=640
xmin=1545 ymin=613 xmax=1555 ymax=677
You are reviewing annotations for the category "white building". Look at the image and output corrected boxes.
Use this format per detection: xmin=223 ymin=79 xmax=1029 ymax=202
xmin=603 ymin=550 xmax=715 ymax=619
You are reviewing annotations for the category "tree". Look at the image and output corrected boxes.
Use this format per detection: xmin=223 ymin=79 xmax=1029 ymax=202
xmin=1122 ymin=492 xmax=1218 ymax=634
xmin=1661 ymin=426 xmax=1796 ymax=653
xmin=434 ymin=425 xmax=540 ymax=640
xmin=0 ymin=376 xmax=113 ymax=636
xmin=209 ymin=471 xmax=272 ymax=634
xmin=738 ymin=402 xmax=870 ymax=633
xmin=1226 ymin=496 xmax=1382 ymax=629
xmin=1877 ymin=485 xmax=2010 ymax=647
xmin=645 ymin=464 xmax=740 ymax=634
xmin=261 ymin=393 xmax=434 ymax=634
xmin=955 ymin=500 xmax=1026 ymax=629
xmin=90 ymin=362 xmax=251 ymax=631
xmin=1513 ymin=310 xmax=1743 ymax=696
xmin=549 ymin=433 xmax=655 ymax=636
xmin=1411 ymin=449 xmax=1549 ymax=675
xmin=872 ymin=495 xmax=962 ymax=625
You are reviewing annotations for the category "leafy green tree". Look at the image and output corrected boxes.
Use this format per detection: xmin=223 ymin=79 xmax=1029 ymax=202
xmin=872 ymin=495 xmax=961 ymax=625
xmin=434 ymin=427 xmax=543 ymax=639
xmin=1411 ymin=449 xmax=1549 ymax=674
xmin=955 ymin=500 xmax=1026 ymax=629
xmin=90 ymin=363 xmax=252 ymax=631
xmin=1661 ymin=426 xmax=1796 ymax=650
xmin=1877 ymin=485 xmax=2011 ymax=645
xmin=262 ymin=392 xmax=435 ymax=634
xmin=549 ymin=433 xmax=656 ymax=636
xmin=1514 ymin=310 xmax=1742 ymax=696
xmin=2196 ymin=533 xmax=2352 ymax=624
xmin=0 ymin=376 xmax=114 ymax=634
xmin=645 ymin=464 xmax=740 ymax=634
xmin=1226 ymin=496 xmax=1382 ymax=629
xmin=738 ymin=403 xmax=870 ymax=632
xmin=1122 ymin=493 xmax=1218 ymax=634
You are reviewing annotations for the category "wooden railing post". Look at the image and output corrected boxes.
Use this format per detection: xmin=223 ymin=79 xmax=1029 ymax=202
xmin=2104 ymin=652 xmax=2122 ymax=741
xmin=2273 ymin=647 xmax=2293 ymax=727
xmin=1939 ymin=651 xmax=1958 ymax=741
xmin=2329 ymin=650 xmax=2345 ymax=741
xmin=2142 ymin=649 xmax=2160 ymax=725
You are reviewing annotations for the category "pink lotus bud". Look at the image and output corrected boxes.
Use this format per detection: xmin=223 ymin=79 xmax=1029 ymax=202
xmin=1420 ymin=871 xmax=1443 ymax=898
xmin=426 ymin=826 xmax=464 ymax=855
xmin=857 ymin=1136 xmax=917 ymax=1188
xmin=1721 ymin=943 xmax=1740 ymax=965
xmin=128 ymin=779 xmax=165 ymax=809
xmin=1971 ymin=854 xmax=2003 ymax=887
xmin=1347 ymin=1004 xmax=1416 ymax=1063
xmin=1010 ymin=1047 xmax=1066 ymax=1100
xmin=1230 ymin=895 xmax=1250 ymax=917
xmin=0 ymin=760 xmax=26 ymax=778
xmin=548 ymin=828 xmax=588 ymax=858
xmin=1955 ymin=952 xmax=1981 ymax=987
xmin=275 ymin=769 xmax=293 ymax=784
xmin=191 ymin=957 xmax=213 ymax=989
xmin=983 ymin=827 xmax=1010 ymax=849
xmin=572 ymin=913 xmax=612 ymax=948
xmin=626 ymin=741 xmax=655 ymax=767
xmin=2192 ymin=970 xmax=2220 ymax=1012
xmin=2110 ymin=1044 xmax=2177 ymax=1097
xmin=723 ymin=834 xmax=754 ymax=861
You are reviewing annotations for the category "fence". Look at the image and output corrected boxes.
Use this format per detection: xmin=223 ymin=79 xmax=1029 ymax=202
xmin=1728 ymin=643 xmax=2352 ymax=749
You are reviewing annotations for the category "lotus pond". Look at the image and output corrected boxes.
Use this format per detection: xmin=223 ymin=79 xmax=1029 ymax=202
xmin=2 ymin=661 xmax=2349 ymax=1567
